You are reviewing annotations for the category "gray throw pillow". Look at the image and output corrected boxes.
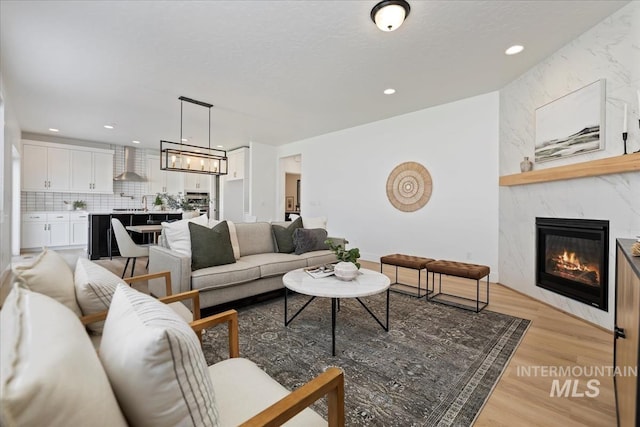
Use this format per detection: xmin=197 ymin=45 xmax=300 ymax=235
xmin=293 ymin=228 xmax=329 ymax=255
xmin=272 ymin=217 xmax=302 ymax=253
xmin=189 ymin=221 xmax=236 ymax=270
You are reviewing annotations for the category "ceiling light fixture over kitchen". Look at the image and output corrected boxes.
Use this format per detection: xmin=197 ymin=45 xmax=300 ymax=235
xmin=371 ymin=0 xmax=410 ymax=32
xmin=160 ymin=96 xmax=228 ymax=176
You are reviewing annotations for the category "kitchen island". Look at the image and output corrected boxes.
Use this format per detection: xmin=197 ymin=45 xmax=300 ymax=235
xmin=88 ymin=211 xmax=182 ymax=260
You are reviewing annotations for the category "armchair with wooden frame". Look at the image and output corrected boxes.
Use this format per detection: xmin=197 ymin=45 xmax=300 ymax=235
xmin=82 ymin=271 xmax=345 ymax=427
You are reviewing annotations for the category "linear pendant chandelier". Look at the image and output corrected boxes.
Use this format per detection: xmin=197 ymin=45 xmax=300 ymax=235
xmin=160 ymin=96 xmax=228 ymax=176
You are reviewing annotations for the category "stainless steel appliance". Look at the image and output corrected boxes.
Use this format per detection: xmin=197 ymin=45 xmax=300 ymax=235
xmin=185 ymin=192 xmax=210 ymax=215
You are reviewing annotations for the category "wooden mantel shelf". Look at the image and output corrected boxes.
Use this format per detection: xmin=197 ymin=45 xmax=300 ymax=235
xmin=499 ymin=153 xmax=640 ymax=186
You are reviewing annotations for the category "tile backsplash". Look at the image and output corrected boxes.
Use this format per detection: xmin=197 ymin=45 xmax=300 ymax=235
xmin=21 ymin=146 xmax=165 ymax=213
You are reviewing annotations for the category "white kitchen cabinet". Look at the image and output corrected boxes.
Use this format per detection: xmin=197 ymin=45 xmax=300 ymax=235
xmin=226 ymin=148 xmax=246 ymax=181
xmin=183 ymin=173 xmax=211 ymax=192
xmin=21 ymin=212 xmax=71 ymax=249
xmin=70 ymin=149 xmax=114 ymax=193
xmin=147 ymin=155 xmax=183 ymax=194
xmin=22 ymin=143 xmax=71 ymax=191
xmin=21 ymin=213 xmax=47 ymax=248
xmin=70 ymin=212 xmax=89 ymax=246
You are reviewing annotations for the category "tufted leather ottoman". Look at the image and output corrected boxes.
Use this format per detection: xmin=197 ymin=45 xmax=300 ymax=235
xmin=425 ymin=260 xmax=490 ymax=312
xmin=380 ymin=254 xmax=435 ymax=298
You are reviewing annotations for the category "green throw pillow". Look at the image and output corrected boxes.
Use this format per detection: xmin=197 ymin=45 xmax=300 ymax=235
xmin=188 ymin=221 xmax=236 ymax=270
xmin=272 ymin=217 xmax=302 ymax=253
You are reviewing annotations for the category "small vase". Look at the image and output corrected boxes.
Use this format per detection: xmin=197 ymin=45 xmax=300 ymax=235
xmin=520 ymin=157 xmax=533 ymax=172
xmin=334 ymin=262 xmax=358 ymax=281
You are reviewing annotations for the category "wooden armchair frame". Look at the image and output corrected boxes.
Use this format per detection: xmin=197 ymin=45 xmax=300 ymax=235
xmin=80 ymin=271 xmax=201 ymax=326
xmin=80 ymin=270 xmax=345 ymax=426
xmin=192 ymin=309 xmax=345 ymax=427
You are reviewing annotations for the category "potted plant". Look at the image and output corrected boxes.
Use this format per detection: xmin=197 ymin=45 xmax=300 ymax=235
xmin=326 ymin=240 xmax=360 ymax=281
xmin=153 ymin=194 xmax=164 ymax=211
xmin=72 ymin=200 xmax=87 ymax=211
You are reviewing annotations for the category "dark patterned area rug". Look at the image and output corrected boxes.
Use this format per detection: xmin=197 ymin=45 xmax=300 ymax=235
xmin=202 ymin=292 xmax=530 ymax=426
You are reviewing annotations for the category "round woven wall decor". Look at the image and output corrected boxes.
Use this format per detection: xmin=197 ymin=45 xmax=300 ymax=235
xmin=386 ymin=162 xmax=433 ymax=212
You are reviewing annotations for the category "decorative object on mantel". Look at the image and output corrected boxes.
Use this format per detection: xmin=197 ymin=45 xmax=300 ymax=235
xmin=622 ymin=102 xmax=628 ymax=154
xmin=632 ymin=242 xmax=640 ymax=257
xmin=386 ymin=161 xmax=432 ymax=212
xmin=520 ymin=156 xmax=533 ymax=172
xmin=636 ymin=89 xmax=640 ymax=153
xmin=160 ymin=96 xmax=228 ymax=176
xmin=535 ymin=79 xmax=605 ymax=163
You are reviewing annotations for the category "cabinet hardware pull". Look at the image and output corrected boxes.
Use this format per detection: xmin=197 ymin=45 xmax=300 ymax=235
xmin=615 ymin=326 xmax=626 ymax=339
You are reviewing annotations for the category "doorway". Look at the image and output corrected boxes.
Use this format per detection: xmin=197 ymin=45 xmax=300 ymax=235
xmin=280 ymin=154 xmax=301 ymax=221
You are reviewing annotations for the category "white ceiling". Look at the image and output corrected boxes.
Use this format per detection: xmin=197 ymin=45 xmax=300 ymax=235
xmin=0 ymin=0 xmax=628 ymax=151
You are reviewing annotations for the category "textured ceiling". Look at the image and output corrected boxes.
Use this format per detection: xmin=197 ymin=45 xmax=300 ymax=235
xmin=0 ymin=0 xmax=628 ymax=150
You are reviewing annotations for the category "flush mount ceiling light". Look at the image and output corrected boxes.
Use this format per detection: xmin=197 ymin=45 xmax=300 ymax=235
xmin=160 ymin=96 xmax=228 ymax=176
xmin=132 ymin=140 xmax=140 ymax=144
xmin=371 ymin=0 xmax=410 ymax=32
xmin=48 ymin=128 xmax=59 ymax=132
xmin=505 ymin=45 xmax=524 ymax=55
xmin=384 ymin=88 xmax=396 ymax=95
xmin=104 ymin=124 xmax=114 ymax=129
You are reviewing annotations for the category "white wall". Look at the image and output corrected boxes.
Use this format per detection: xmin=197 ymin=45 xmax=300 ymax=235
xmin=499 ymin=2 xmax=640 ymax=329
xmin=249 ymin=142 xmax=278 ymax=222
xmin=1 ymin=73 xmax=21 ymax=270
xmin=278 ymin=92 xmax=500 ymax=280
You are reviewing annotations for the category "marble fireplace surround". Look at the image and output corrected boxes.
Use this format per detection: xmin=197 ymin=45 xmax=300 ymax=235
xmin=498 ymin=2 xmax=639 ymax=330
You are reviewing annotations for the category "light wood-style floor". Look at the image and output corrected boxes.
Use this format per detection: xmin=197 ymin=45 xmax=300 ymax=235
xmin=96 ymin=255 xmax=618 ymax=427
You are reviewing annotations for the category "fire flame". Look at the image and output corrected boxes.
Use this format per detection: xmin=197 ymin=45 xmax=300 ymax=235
xmin=552 ymin=249 xmax=599 ymax=284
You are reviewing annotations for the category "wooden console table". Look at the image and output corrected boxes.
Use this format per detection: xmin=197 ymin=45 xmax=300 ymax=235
xmin=614 ymin=239 xmax=640 ymax=427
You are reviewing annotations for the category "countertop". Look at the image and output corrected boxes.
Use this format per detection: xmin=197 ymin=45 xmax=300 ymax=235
xmin=89 ymin=211 xmax=183 ymax=215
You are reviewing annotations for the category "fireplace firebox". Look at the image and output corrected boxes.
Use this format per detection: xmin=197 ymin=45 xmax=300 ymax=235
xmin=536 ymin=217 xmax=609 ymax=311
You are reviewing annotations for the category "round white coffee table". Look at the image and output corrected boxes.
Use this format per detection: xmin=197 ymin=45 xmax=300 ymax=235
xmin=282 ymin=268 xmax=391 ymax=356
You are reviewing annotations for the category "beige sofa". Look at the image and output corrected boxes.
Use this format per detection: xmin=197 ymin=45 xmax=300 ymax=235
xmin=148 ymin=221 xmax=343 ymax=309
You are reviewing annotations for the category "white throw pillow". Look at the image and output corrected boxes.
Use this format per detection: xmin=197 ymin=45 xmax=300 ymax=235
xmin=0 ymin=284 xmax=127 ymax=427
xmin=302 ymin=216 xmax=327 ymax=230
xmin=74 ymin=257 xmax=125 ymax=333
xmin=100 ymin=284 xmax=220 ymax=427
xmin=12 ymin=249 xmax=82 ymax=316
xmin=208 ymin=219 xmax=241 ymax=260
xmin=161 ymin=213 xmax=208 ymax=256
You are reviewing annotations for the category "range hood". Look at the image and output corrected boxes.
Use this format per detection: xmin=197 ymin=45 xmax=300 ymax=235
xmin=113 ymin=146 xmax=146 ymax=182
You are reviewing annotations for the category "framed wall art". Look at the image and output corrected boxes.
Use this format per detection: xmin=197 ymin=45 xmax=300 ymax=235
xmin=535 ymin=79 xmax=605 ymax=163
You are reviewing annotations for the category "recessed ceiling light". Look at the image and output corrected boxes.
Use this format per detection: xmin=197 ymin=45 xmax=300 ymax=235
xmin=505 ymin=45 xmax=524 ymax=55
xmin=48 ymin=128 xmax=59 ymax=132
xmin=216 ymin=145 xmax=224 ymax=148
xmin=103 ymin=124 xmax=114 ymax=129
xmin=384 ymin=88 xmax=396 ymax=95
xmin=132 ymin=140 xmax=140 ymax=144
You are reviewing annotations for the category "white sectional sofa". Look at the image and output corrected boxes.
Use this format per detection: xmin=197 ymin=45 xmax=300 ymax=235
xmin=149 ymin=221 xmax=344 ymax=309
